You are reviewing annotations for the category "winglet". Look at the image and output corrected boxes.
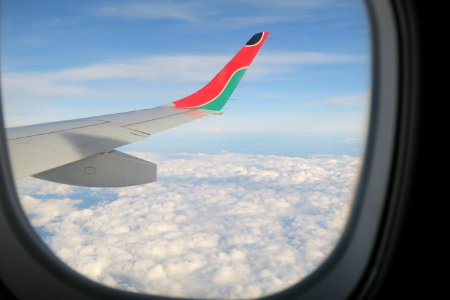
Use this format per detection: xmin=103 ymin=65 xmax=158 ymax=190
xmin=172 ymin=32 xmax=269 ymax=111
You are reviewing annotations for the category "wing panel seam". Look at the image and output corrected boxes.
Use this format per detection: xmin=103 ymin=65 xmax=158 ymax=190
xmin=8 ymin=121 xmax=110 ymax=141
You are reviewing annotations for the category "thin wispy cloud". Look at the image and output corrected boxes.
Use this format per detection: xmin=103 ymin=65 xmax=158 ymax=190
xmin=214 ymin=16 xmax=289 ymax=29
xmin=169 ymin=109 xmax=368 ymax=136
xmin=325 ymin=92 xmax=369 ymax=106
xmin=263 ymin=52 xmax=365 ymax=64
xmin=91 ymin=0 xmax=336 ymax=26
xmin=242 ymin=0 xmax=329 ymax=8
xmin=37 ymin=16 xmax=82 ymax=28
xmin=93 ymin=1 xmax=212 ymax=22
xmin=3 ymin=52 xmax=365 ymax=100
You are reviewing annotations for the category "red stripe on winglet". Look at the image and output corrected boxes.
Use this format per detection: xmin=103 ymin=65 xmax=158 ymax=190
xmin=173 ymin=32 xmax=269 ymax=108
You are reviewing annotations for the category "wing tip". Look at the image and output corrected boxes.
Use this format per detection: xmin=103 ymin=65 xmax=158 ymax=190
xmin=245 ymin=32 xmax=270 ymax=46
xmin=172 ymin=32 xmax=269 ymax=111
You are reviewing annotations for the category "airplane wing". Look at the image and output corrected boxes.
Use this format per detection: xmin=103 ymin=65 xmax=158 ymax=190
xmin=6 ymin=32 xmax=269 ymax=187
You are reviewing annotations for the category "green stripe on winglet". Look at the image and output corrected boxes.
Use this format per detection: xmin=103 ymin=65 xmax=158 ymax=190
xmin=199 ymin=68 xmax=247 ymax=111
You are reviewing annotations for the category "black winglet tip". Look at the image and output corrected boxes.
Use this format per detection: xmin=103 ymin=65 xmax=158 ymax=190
xmin=246 ymin=32 xmax=267 ymax=46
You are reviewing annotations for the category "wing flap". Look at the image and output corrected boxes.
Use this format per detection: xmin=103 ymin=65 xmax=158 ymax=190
xmin=33 ymin=150 xmax=157 ymax=187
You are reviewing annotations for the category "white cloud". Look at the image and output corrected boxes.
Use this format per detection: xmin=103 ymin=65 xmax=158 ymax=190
xmin=205 ymin=127 xmax=221 ymax=133
xmin=262 ymin=52 xmax=365 ymax=65
xmin=90 ymin=0 xmax=336 ymax=27
xmin=20 ymin=194 xmax=81 ymax=227
xmin=94 ymin=1 xmax=211 ymax=22
xmin=3 ymin=73 xmax=95 ymax=98
xmin=17 ymin=177 xmax=77 ymax=195
xmin=2 ymin=52 xmax=364 ymax=103
xmin=174 ymin=109 xmax=368 ymax=135
xmin=16 ymin=152 xmax=360 ymax=298
xmin=325 ymin=92 xmax=369 ymax=106
xmin=342 ymin=137 xmax=358 ymax=144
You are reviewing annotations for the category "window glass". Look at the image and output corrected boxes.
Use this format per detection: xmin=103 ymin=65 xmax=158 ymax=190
xmin=1 ymin=0 xmax=370 ymax=298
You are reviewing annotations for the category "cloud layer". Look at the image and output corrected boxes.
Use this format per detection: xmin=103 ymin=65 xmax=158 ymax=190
xmin=17 ymin=152 xmax=360 ymax=298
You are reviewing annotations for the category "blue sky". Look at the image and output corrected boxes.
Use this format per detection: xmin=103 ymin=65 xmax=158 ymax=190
xmin=1 ymin=0 xmax=370 ymax=155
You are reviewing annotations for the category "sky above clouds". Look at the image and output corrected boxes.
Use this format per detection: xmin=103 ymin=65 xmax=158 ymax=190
xmin=2 ymin=0 xmax=369 ymax=298
xmin=1 ymin=0 xmax=370 ymax=155
xmin=17 ymin=152 xmax=360 ymax=298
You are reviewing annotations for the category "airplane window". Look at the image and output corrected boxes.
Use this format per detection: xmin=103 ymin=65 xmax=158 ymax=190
xmin=1 ymin=0 xmax=370 ymax=298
